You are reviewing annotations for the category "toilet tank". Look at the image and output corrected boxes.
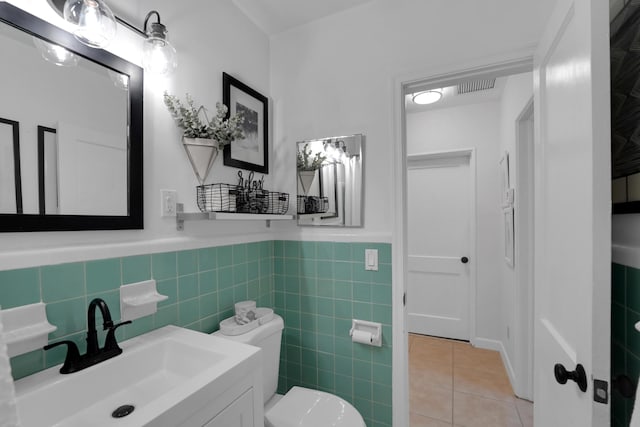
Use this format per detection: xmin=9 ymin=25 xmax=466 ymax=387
xmin=213 ymin=314 xmax=284 ymax=404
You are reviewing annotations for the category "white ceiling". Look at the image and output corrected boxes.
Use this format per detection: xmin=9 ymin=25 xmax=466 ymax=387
xmin=231 ymin=0 xmax=374 ymax=35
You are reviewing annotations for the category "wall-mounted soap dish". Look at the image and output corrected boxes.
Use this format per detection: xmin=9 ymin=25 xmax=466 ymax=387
xmin=120 ymin=280 xmax=168 ymax=321
xmin=1 ymin=302 xmax=57 ymax=357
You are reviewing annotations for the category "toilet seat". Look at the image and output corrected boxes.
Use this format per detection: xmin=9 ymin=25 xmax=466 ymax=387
xmin=264 ymin=386 xmax=366 ymax=427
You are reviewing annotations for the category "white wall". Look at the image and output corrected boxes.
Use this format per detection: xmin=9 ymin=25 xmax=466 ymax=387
xmin=269 ymin=0 xmax=555 ymax=241
xmin=0 ymin=0 xmax=558 ymax=270
xmin=406 ymin=102 xmax=502 ymax=341
xmin=497 ymin=72 xmax=533 ymax=389
xmin=0 ymin=0 xmax=273 ymax=270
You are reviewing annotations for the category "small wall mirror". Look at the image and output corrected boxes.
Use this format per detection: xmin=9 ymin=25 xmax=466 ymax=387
xmin=296 ymin=134 xmax=364 ymax=227
xmin=0 ymin=3 xmax=143 ymax=231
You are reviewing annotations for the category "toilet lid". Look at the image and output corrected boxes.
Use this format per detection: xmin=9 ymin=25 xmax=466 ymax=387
xmin=265 ymin=386 xmax=366 ymax=427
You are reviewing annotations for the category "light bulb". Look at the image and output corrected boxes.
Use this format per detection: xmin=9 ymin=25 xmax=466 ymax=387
xmin=142 ymin=37 xmax=177 ymax=75
xmin=32 ymin=37 xmax=78 ymax=67
xmin=63 ymin=0 xmax=116 ymax=48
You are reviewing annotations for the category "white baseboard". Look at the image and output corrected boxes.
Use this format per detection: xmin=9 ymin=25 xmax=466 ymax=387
xmin=472 ymin=337 xmax=518 ymax=397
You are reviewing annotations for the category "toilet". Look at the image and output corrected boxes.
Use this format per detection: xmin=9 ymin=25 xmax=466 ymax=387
xmin=213 ymin=314 xmax=366 ymax=427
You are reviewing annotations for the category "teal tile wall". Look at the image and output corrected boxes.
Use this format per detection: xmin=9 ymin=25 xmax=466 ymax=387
xmin=274 ymin=241 xmax=393 ymax=427
xmin=1 ymin=239 xmax=394 ymax=426
xmin=2 ymin=241 xmax=274 ymax=380
xmin=612 ymin=263 xmax=640 ymax=427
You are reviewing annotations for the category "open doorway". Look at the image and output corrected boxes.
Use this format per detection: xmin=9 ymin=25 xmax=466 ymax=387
xmin=402 ymin=68 xmax=535 ymax=425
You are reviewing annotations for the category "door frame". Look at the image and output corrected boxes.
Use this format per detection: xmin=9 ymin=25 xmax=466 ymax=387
xmin=391 ymin=49 xmax=535 ymax=426
xmin=406 ymin=148 xmax=477 ymax=342
xmin=514 ymin=98 xmax=535 ymax=400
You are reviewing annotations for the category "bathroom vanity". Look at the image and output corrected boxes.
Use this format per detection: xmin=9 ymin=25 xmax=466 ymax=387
xmin=14 ymin=326 xmax=263 ymax=426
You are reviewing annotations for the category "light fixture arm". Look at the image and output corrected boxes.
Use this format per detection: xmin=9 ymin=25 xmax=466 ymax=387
xmin=143 ymin=11 xmax=167 ymax=39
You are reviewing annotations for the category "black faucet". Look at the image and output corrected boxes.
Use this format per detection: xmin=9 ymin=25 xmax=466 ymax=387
xmin=44 ymin=298 xmax=131 ymax=374
xmin=86 ymin=298 xmax=114 ymax=355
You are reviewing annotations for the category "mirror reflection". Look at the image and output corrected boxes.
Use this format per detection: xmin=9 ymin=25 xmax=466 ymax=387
xmin=0 ymin=11 xmax=129 ymax=216
xmin=297 ymin=134 xmax=364 ymax=227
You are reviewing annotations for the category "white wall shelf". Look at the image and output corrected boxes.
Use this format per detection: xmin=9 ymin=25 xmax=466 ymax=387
xmin=176 ymin=203 xmax=295 ymax=230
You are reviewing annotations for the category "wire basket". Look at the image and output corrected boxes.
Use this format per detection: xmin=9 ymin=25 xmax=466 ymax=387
xmin=297 ymin=195 xmax=329 ymax=214
xmin=197 ymin=184 xmax=289 ymax=214
xmin=197 ymin=184 xmax=241 ymax=212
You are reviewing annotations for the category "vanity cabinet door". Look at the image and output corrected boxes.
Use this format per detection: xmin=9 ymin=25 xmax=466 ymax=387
xmin=203 ymin=388 xmax=254 ymax=427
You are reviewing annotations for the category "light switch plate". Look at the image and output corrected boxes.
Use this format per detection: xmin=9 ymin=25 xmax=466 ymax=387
xmin=365 ymin=249 xmax=378 ymax=271
xmin=161 ymin=189 xmax=177 ymax=217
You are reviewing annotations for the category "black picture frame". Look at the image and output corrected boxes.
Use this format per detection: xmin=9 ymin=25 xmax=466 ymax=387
xmin=223 ymin=72 xmax=269 ymax=174
xmin=0 ymin=117 xmax=22 ymax=214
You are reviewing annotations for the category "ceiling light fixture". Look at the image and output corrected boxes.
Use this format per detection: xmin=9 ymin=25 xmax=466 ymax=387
xmin=412 ymin=90 xmax=443 ymax=105
xmin=142 ymin=11 xmax=177 ymax=76
xmin=63 ymin=0 xmax=117 ymax=48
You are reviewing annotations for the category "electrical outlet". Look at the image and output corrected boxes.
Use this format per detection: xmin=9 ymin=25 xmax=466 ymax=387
xmin=161 ymin=190 xmax=177 ymax=217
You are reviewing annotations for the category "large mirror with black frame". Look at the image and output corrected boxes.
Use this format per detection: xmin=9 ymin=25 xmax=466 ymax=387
xmin=296 ymin=134 xmax=364 ymax=227
xmin=0 ymin=3 xmax=143 ymax=231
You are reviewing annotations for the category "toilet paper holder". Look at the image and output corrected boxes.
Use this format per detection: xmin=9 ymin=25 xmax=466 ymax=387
xmin=349 ymin=319 xmax=382 ymax=347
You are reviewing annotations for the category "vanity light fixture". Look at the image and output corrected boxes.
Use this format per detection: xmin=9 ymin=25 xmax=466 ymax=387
xmin=142 ymin=11 xmax=177 ymax=75
xmin=63 ymin=0 xmax=117 ymax=48
xmin=412 ymin=89 xmax=443 ymax=105
xmin=49 ymin=1 xmax=178 ymax=75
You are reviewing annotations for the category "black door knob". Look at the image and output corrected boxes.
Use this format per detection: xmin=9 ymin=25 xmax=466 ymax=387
xmin=461 ymin=257 xmax=469 ymax=264
xmin=554 ymin=363 xmax=587 ymax=392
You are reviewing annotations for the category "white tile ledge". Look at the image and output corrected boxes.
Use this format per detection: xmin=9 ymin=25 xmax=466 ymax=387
xmin=613 ymin=244 xmax=640 ymax=269
xmin=0 ymin=234 xmax=274 ymax=271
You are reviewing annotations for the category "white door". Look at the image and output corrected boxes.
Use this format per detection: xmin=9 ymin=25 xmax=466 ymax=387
xmin=57 ymin=122 xmax=127 ymax=215
xmin=407 ymin=151 xmax=473 ymax=340
xmin=533 ymin=0 xmax=610 ymax=424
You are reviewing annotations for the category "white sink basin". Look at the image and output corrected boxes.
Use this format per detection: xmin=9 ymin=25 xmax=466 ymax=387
xmin=14 ymin=325 xmax=261 ymax=427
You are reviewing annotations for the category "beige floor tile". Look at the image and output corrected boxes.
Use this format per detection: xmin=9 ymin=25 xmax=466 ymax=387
xmin=453 ymin=342 xmax=505 ymax=375
xmin=410 ymin=412 xmax=453 ymax=427
xmin=453 ymin=365 xmax=515 ymax=402
xmin=409 ymin=336 xmax=531 ymax=427
xmin=409 ymin=333 xmax=418 ymax=351
xmin=410 ymin=357 xmax=453 ymax=390
xmin=410 ymin=336 xmax=454 ymax=386
xmin=410 ymin=381 xmax=453 ymax=422
xmin=453 ymin=392 xmax=522 ymax=427
xmin=412 ymin=340 xmax=454 ymax=374
xmin=515 ymin=398 xmax=533 ymax=427
xmin=413 ymin=335 xmax=455 ymax=355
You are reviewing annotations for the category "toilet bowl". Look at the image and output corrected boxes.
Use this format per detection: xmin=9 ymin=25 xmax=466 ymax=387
xmin=213 ymin=314 xmax=366 ymax=427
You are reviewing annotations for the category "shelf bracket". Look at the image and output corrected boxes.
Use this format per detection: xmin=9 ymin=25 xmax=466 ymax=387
xmin=176 ymin=203 xmax=185 ymax=231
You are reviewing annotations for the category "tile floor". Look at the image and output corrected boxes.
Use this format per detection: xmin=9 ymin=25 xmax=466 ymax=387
xmin=409 ymin=333 xmax=533 ymax=427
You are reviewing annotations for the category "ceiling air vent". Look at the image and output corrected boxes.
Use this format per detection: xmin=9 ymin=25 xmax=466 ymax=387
xmin=457 ymin=79 xmax=496 ymax=95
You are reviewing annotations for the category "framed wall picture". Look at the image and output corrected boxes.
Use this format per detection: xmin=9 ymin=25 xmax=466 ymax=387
xmin=222 ymin=72 xmax=269 ymax=173
xmin=504 ymin=206 xmax=514 ymax=268
xmin=500 ymin=151 xmax=510 ymax=207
